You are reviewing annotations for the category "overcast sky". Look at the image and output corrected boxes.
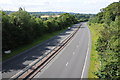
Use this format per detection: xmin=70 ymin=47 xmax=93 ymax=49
xmin=0 ymin=0 xmax=119 ymax=14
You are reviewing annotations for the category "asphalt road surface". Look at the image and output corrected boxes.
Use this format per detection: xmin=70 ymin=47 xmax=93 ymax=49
xmin=33 ymin=22 xmax=91 ymax=78
xmin=2 ymin=23 xmax=81 ymax=78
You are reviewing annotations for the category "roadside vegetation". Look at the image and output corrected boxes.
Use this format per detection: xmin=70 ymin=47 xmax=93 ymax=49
xmin=2 ymin=7 xmax=94 ymax=61
xmin=2 ymin=28 xmax=67 ymax=61
xmin=4 ymin=11 xmax=94 ymax=21
xmin=74 ymin=14 xmax=95 ymax=22
xmin=88 ymin=23 xmax=103 ymax=78
xmin=2 ymin=8 xmax=78 ymax=61
xmin=88 ymin=2 xmax=120 ymax=79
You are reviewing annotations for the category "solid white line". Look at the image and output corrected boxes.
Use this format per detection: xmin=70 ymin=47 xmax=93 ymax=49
xmin=66 ymin=62 xmax=69 ymax=66
xmin=81 ymin=30 xmax=90 ymax=79
xmin=11 ymin=24 xmax=80 ymax=79
xmin=81 ymin=47 xmax=89 ymax=78
xmin=11 ymin=56 xmax=43 ymax=78
xmin=0 ymin=72 xmax=2 ymax=80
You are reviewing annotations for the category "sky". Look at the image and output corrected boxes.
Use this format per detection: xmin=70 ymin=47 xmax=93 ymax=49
xmin=0 ymin=0 xmax=119 ymax=14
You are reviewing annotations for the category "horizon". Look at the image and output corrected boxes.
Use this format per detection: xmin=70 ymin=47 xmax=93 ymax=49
xmin=3 ymin=10 xmax=96 ymax=14
xmin=0 ymin=0 xmax=119 ymax=14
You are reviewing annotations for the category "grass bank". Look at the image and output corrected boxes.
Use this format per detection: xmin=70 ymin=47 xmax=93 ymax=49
xmin=88 ymin=23 xmax=103 ymax=78
xmin=3 ymin=27 xmax=68 ymax=61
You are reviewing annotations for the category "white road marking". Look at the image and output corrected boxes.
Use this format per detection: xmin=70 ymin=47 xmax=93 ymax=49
xmin=23 ymin=57 xmax=27 ymax=60
xmin=73 ymin=52 xmax=75 ymax=55
xmin=11 ymin=24 xmax=80 ymax=79
xmin=77 ymin=45 xmax=79 ymax=48
xmin=66 ymin=62 xmax=69 ymax=66
xmin=0 ymin=72 xmax=2 ymax=80
xmin=81 ymin=30 xmax=90 ymax=79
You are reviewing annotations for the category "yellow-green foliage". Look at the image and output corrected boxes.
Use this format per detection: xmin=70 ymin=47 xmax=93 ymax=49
xmin=88 ymin=2 xmax=120 ymax=79
xmin=88 ymin=23 xmax=103 ymax=78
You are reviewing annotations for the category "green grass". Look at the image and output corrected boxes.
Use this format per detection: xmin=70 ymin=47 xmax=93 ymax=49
xmin=88 ymin=23 xmax=103 ymax=78
xmin=3 ymin=28 xmax=68 ymax=61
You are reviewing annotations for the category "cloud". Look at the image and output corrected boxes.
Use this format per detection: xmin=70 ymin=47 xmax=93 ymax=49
xmin=0 ymin=0 xmax=118 ymax=13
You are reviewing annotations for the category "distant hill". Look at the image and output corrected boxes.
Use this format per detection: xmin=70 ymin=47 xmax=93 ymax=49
xmin=29 ymin=12 xmax=66 ymax=15
xmin=3 ymin=10 xmax=95 ymax=21
xmin=3 ymin=10 xmax=95 ymax=15
xmin=3 ymin=11 xmax=14 ymax=14
xmin=3 ymin=11 xmax=67 ymax=15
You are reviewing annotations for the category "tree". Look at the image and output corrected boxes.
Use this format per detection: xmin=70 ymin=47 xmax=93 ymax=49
xmin=89 ymin=2 xmax=120 ymax=79
xmin=2 ymin=9 xmax=78 ymax=54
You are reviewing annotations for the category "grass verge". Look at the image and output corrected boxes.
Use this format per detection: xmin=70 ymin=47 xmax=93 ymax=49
xmin=88 ymin=23 xmax=103 ymax=78
xmin=3 ymin=27 xmax=68 ymax=61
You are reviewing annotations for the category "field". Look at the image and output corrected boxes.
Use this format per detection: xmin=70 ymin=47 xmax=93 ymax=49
xmin=41 ymin=15 xmax=60 ymax=18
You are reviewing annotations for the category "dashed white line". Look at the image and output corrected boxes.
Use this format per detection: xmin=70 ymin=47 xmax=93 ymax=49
xmin=73 ymin=52 xmax=75 ymax=55
xmin=66 ymin=62 xmax=69 ymax=66
xmin=23 ymin=57 xmax=27 ymax=60
xmin=77 ymin=45 xmax=79 ymax=48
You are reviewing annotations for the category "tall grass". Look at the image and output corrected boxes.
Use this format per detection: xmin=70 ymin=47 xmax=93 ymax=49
xmin=88 ymin=23 xmax=103 ymax=78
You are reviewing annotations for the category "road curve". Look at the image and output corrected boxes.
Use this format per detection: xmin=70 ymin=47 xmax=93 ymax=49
xmin=34 ymin=22 xmax=91 ymax=78
xmin=2 ymin=23 xmax=80 ymax=78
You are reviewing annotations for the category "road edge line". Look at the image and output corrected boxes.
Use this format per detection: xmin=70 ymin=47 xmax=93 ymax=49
xmin=81 ymin=28 xmax=90 ymax=79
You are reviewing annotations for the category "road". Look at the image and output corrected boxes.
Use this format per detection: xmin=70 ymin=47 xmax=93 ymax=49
xmin=33 ymin=22 xmax=91 ymax=78
xmin=2 ymin=23 xmax=80 ymax=78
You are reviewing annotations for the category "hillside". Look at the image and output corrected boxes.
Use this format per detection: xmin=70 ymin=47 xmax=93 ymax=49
xmin=88 ymin=2 xmax=120 ymax=79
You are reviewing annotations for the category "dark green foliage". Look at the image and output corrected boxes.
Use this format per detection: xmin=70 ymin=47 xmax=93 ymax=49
xmin=96 ymin=37 xmax=108 ymax=52
xmin=29 ymin=12 xmax=65 ymax=17
xmin=89 ymin=2 xmax=120 ymax=24
xmin=89 ymin=2 xmax=120 ymax=79
xmin=89 ymin=12 xmax=104 ymax=24
xmin=74 ymin=14 xmax=94 ymax=22
xmin=4 ymin=10 xmax=93 ymax=22
xmin=2 ymin=9 xmax=78 ymax=52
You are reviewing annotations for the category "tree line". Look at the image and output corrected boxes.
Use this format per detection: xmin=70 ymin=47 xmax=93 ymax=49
xmin=89 ymin=2 xmax=120 ymax=79
xmin=2 ymin=8 xmax=78 ymax=53
xmin=74 ymin=13 xmax=95 ymax=22
xmin=4 ymin=10 xmax=94 ymax=22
